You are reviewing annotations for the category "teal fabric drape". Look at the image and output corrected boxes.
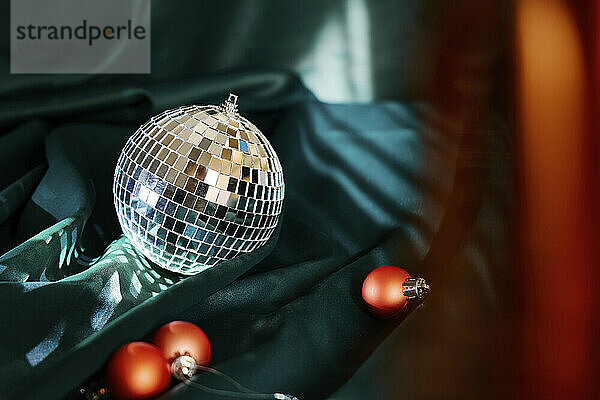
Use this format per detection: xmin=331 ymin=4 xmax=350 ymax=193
xmin=0 ymin=70 xmax=461 ymax=399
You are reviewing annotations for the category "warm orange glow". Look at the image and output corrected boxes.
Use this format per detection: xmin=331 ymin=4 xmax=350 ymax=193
xmin=516 ymin=0 xmax=593 ymax=399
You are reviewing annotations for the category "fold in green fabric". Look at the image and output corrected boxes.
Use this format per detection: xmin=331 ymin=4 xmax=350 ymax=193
xmin=0 ymin=72 xmax=460 ymax=399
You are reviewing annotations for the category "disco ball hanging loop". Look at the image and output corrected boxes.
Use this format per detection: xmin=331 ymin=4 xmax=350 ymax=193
xmin=113 ymin=94 xmax=285 ymax=275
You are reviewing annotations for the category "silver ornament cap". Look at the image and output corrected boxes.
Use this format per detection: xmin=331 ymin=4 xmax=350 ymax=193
xmin=402 ymin=277 xmax=430 ymax=300
xmin=113 ymin=94 xmax=285 ymax=274
xmin=172 ymin=355 xmax=198 ymax=381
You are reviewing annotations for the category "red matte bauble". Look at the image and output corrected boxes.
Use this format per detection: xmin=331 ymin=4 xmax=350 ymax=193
xmin=152 ymin=321 xmax=211 ymax=366
xmin=362 ymin=266 xmax=411 ymax=318
xmin=106 ymin=342 xmax=171 ymax=400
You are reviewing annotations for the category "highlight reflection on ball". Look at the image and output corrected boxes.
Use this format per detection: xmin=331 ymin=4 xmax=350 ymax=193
xmin=113 ymin=94 xmax=284 ymax=275
xmin=106 ymin=342 xmax=171 ymax=400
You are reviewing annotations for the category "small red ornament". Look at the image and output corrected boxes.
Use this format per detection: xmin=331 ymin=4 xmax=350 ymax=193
xmin=362 ymin=265 xmax=411 ymax=318
xmin=106 ymin=342 xmax=171 ymax=400
xmin=152 ymin=321 xmax=211 ymax=366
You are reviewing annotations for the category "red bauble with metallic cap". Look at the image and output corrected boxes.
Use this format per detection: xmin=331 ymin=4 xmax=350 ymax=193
xmin=152 ymin=321 xmax=211 ymax=366
xmin=106 ymin=342 xmax=171 ymax=400
xmin=362 ymin=265 xmax=411 ymax=318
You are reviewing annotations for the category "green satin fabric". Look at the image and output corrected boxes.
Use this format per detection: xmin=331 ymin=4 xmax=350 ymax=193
xmin=0 ymin=70 xmax=461 ymax=399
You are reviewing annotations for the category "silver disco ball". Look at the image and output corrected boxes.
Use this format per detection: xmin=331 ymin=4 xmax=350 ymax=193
xmin=113 ymin=94 xmax=285 ymax=275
